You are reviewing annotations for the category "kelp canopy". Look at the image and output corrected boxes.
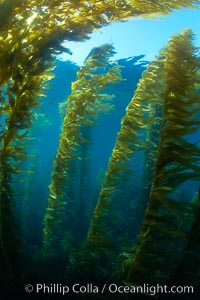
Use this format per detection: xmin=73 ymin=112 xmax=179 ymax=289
xmin=0 ymin=0 xmax=200 ymax=298
xmin=0 ymin=0 xmax=200 ymax=59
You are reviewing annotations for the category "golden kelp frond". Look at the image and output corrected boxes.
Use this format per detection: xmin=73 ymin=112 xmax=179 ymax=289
xmin=86 ymin=53 xmax=166 ymax=253
xmin=0 ymin=1 xmax=199 ymax=83
xmin=84 ymin=44 xmax=117 ymax=64
xmin=43 ymin=44 xmax=123 ymax=259
xmin=0 ymin=3 xmax=199 ymax=149
xmin=0 ymin=8 xmax=56 ymax=286
xmin=0 ymin=65 xmax=55 ymax=187
xmin=127 ymin=29 xmax=200 ymax=285
xmin=129 ymin=0 xmax=199 ymax=16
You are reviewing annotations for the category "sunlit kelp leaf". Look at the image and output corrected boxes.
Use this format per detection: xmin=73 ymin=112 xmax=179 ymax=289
xmin=1 ymin=2 xmax=199 ymax=85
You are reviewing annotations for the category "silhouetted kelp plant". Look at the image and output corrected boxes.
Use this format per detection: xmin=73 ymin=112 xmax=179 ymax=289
xmin=0 ymin=1 xmax=200 ymax=299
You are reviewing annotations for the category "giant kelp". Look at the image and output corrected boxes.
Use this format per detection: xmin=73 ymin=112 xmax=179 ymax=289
xmin=134 ymin=102 xmax=163 ymax=235
xmin=0 ymin=1 xmax=199 ymax=61
xmin=0 ymin=1 xmax=199 ymax=88
xmin=0 ymin=0 xmax=200 ymax=297
xmin=62 ymin=29 xmax=200 ymax=290
xmin=86 ymin=52 xmax=166 ymax=254
xmin=127 ymin=29 xmax=200 ymax=285
xmin=43 ymin=44 xmax=123 ymax=270
xmin=0 ymin=25 xmax=55 ymax=294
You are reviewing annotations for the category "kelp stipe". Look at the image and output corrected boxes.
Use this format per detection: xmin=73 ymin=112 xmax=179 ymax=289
xmin=20 ymin=113 xmax=52 ymax=262
xmin=77 ymin=126 xmax=93 ymax=241
xmin=43 ymin=44 xmax=123 ymax=273
xmin=86 ymin=54 xmax=166 ymax=258
xmin=129 ymin=60 xmax=165 ymax=238
xmin=0 ymin=74 xmax=55 ymax=292
xmin=127 ymin=29 xmax=200 ymax=285
xmin=0 ymin=20 xmax=55 ymax=296
xmin=0 ymin=156 xmax=21 ymax=292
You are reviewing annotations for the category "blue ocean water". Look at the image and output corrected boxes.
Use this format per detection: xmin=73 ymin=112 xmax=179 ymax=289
xmin=19 ymin=55 xmax=147 ymax=248
xmin=1 ymin=3 xmax=200 ymax=300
